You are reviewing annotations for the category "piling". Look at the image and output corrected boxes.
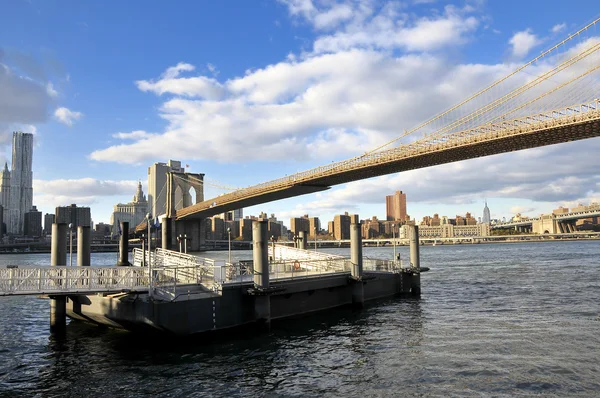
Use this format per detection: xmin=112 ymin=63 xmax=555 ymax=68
xmin=252 ymin=219 xmax=270 ymax=328
xmin=162 ymin=217 xmax=172 ymax=250
xmin=408 ymin=225 xmax=421 ymax=295
xmin=298 ymin=230 xmax=308 ymax=250
xmin=350 ymin=214 xmax=364 ymax=307
xmin=409 ymin=225 xmax=420 ymax=269
xmin=50 ymin=223 xmax=67 ymax=333
xmin=117 ymin=221 xmax=129 ymax=266
xmin=76 ymin=226 xmax=91 ymax=266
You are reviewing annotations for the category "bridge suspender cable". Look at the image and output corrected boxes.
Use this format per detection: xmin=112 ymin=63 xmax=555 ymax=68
xmin=360 ymin=16 xmax=600 ymax=156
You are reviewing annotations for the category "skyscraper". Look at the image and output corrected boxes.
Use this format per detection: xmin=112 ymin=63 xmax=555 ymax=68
xmin=9 ymin=132 xmax=33 ymax=235
xmin=0 ymin=163 xmax=10 ymax=234
xmin=386 ymin=190 xmax=407 ymax=222
xmin=482 ymin=200 xmax=491 ymax=224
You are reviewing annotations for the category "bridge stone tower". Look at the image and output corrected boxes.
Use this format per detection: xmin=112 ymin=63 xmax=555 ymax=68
xmin=166 ymin=171 xmax=205 ymax=251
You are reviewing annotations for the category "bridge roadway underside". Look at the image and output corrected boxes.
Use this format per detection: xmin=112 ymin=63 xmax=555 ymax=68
xmin=178 ymin=119 xmax=600 ymax=220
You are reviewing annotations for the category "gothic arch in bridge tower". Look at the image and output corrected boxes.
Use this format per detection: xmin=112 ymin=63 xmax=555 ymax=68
xmin=166 ymin=172 xmax=204 ymax=217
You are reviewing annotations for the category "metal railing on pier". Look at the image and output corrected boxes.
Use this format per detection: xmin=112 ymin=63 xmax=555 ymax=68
xmin=0 ymin=266 xmax=148 ymax=296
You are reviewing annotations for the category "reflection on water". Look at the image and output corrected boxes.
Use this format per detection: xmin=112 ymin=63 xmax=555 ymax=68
xmin=0 ymin=242 xmax=599 ymax=396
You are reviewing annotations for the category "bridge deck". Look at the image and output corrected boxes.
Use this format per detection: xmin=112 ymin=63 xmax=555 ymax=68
xmin=177 ymin=103 xmax=600 ymax=219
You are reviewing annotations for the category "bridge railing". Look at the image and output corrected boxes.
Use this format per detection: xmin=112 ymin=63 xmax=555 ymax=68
xmin=0 ymin=266 xmax=148 ymax=296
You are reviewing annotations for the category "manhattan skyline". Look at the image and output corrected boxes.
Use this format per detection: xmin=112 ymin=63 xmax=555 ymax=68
xmin=2 ymin=1 xmax=600 ymax=225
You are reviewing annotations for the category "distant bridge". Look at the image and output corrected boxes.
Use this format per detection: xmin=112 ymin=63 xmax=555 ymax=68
xmin=492 ymin=208 xmax=600 ymax=229
xmin=174 ymin=18 xmax=600 ymax=221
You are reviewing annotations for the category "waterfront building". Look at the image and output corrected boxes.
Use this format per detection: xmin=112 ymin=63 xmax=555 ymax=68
xmin=290 ymin=216 xmax=310 ymax=235
xmin=220 ymin=209 xmax=243 ymax=221
xmin=362 ymin=216 xmax=381 ymax=239
xmin=225 ymin=220 xmax=240 ymax=239
xmin=327 ymin=221 xmax=334 ymax=235
xmin=110 ymin=181 xmax=148 ymax=236
xmin=211 ymin=216 xmax=225 ymax=240
xmin=266 ymin=214 xmax=283 ymax=239
xmin=402 ymin=223 xmax=490 ymax=239
xmin=386 ymin=190 xmax=408 ymax=222
xmin=482 ymin=201 xmax=491 ymax=224
xmin=333 ymin=212 xmax=351 ymax=240
xmin=8 ymin=132 xmax=34 ymax=235
xmin=239 ymin=218 xmax=253 ymax=241
xmin=55 ymin=204 xmax=91 ymax=228
xmin=308 ymin=217 xmax=320 ymax=238
xmin=43 ymin=213 xmax=55 ymax=235
xmin=23 ymin=206 xmax=42 ymax=238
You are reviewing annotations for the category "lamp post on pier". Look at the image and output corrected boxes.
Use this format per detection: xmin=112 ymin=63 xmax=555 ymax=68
xmin=227 ymin=227 xmax=231 ymax=264
xmin=392 ymin=223 xmax=397 ymax=264
xmin=314 ymin=227 xmax=317 ymax=252
xmin=146 ymin=212 xmax=152 ymax=294
xmin=68 ymin=223 xmax=73 ymax=267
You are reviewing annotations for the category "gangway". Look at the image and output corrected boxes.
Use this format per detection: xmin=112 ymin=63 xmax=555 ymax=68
xmin=0 ymin=266 xmax=148 ymax=296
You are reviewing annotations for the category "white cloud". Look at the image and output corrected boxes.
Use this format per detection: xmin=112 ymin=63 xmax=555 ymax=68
xmin=509 ymin=29 xmax=542 ymax=59
xmin=54 ymin=107 xmax=83 ymax=126
xmin=551 ymin=23 xmax=566 ymax=34
xmin=46 ymin=82 xmax=58 ymax=97
xmin=33 ymin=178 xmax=139 ymax=208
xmin=112 ymin=130 xmax=152 ymax=140
xmin=135 ymin=62 xmax=224 ymax=99
xmin=313 ymin=3 xmax=353 ymax=30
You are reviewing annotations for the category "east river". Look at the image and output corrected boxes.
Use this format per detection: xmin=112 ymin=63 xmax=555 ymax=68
xmin=0 ymin=241 xmax=599 ymax=397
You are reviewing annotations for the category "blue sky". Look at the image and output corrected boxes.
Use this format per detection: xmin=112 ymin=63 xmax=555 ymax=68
xmin=2 ymin=0 xmax=600 ymax=228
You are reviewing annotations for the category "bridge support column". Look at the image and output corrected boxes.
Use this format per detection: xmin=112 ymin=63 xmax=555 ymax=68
xmin=298 ymin=230 xmax=307 ymax=250
xmin=50 ymin=223 xmax=67 ymax=334
xmin=77 ymin=226 xmax=91 ymax=266
xmin=252 ymin=219 xmax=270 ymax=329
xmin=162 ymin=217 xmax=173 ymax=250
xmin=350 ymin=214 xmax=364 ymax=308
xmin=117 ymin=221 xmax=129 ymax=266
xmin=408 ymin=225 xmax=421 ymax=296
xmin=174 ymin=219 xmax=205 ymax=252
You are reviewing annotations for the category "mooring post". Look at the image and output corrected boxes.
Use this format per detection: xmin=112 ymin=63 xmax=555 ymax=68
xmin=162 ymin=217 xmax=172 ymax=250
xmin=50 ymin=223 xmax=68 ymax=334
xmin=117 ymin=221 xmax=129 ymax=266
xmin=252 ymin=219 xmax=271 ymax=328
xmin=298 ymin=230 xmax=308 ymax=250
xmin=408 ymin=225 xmax=421 ymax=295
xmin=350 ymin=214 xmax=364 ymax=307
xmin=409 ymin=225 xmax=420 ymax=270
xmin=76 ymin=226 xmax=91 ymax=266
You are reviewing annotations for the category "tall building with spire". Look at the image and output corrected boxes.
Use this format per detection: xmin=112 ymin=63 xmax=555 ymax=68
xmin=482 ymin=200 xmax=491 ymax=224
xmin=110 ymin=180 xmax=148 ymax=235
xmin=8 ymin=132 xmax=34 ymax=235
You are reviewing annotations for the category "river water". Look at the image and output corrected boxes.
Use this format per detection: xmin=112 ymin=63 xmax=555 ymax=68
xmin=0 ymin=241 xmax=598 ymax=397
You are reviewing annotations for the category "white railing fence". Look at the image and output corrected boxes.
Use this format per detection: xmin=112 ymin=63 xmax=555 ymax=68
xmin=0 ymin=266 xmax=148 ymax=296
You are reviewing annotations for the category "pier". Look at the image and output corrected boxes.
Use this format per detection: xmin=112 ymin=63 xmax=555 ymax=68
xmin=0 ymin=219 xmax=425 ymax=335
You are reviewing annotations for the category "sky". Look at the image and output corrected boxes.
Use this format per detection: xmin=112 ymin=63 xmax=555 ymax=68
xmin=1 ymin=0 xmax=600 ymax=228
